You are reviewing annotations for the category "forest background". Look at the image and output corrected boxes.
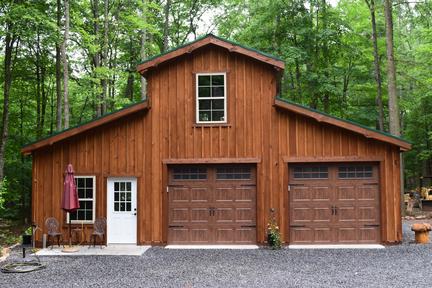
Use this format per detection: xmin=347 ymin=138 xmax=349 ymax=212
xmin=0 ymin=0 xmax=431 ymax=223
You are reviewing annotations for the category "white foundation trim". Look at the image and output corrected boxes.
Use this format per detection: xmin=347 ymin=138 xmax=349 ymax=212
xmin=288 ymin=244 xmax=385 ymax=249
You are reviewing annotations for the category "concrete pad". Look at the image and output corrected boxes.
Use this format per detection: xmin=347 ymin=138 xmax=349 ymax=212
xmin=165 ymin=245 xmax=259 ymax=249
xmin=288 ymin=244 xmax=385 ymax=249
xmin=34 ymin=245 xmax=151 ymax=256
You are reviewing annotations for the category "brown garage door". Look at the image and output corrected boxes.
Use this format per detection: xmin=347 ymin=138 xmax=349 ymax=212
xmin=289 ymin=163 xmax=380 ymax=244
xmin=168 ymin=165 xmax=256 ymax=244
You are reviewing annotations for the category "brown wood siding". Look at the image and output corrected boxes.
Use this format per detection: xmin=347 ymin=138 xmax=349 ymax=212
xmin=30 ymin=45 xmax=403 ymax=245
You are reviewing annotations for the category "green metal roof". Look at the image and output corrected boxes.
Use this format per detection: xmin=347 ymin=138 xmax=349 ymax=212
xmin=22 ymin=99 xmax=148 ymax=149
xmin=275 ymin=96 xmax=412 ymax=145
xmin=136 ymin=33 xmax=284 ymax=67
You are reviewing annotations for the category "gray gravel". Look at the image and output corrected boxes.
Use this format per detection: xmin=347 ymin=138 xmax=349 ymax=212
xmin=1 ymin=223 xmax=432 ymax=288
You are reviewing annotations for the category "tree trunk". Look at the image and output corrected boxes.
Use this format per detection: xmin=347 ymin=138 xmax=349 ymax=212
xmin=384 ymin=0 xmax=400 ymax=136
xmin=0 ymin=23 xmax=17 ymax=181
xmin=163 ymin=0 xmax=171 ymax=52
xmin=56 ymin=0 xmax=62 ymax=131
xmin=366 ymin=0 xmax=385 ymax=131
xmin=62 ymin=0 xmax=70 ymax=129
xmin=36 ymin=33 xmax=42 ymax=137
xmin=101 ymin=0 xmax=109 ymax=114
xmin=92 ymin=0 xmax=102 ymax=117
xmin=140 ymin=0 xmax=147 ymax=100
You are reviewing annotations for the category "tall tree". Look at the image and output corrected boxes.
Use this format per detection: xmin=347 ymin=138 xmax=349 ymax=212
xmin=163 ymin=0 xmax=171 ymax=51
xmin=56 ymin=0 xmax=62 ymax=131
xmin=0 ymin=4 xmax=19 ymax=181
xmin=365 ymin=0 xmax=385 ymax=131
xmin=384 ymin=0 xmax=400 ymax=136
xmin=61 ymin=0 xmax=70 ymax=129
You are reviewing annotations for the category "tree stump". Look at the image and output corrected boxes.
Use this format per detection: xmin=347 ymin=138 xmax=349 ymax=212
xmin=411 ymin=223 xmax=432 ymax=244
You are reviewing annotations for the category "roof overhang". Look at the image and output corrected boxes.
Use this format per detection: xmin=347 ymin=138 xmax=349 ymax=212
xmin=274 ymin=97 xmax=412 ymax=152
xmin=136 ymin=34 xmax=285 ymax=75
xmin=21 ymin=100 xmax=150 ymax=155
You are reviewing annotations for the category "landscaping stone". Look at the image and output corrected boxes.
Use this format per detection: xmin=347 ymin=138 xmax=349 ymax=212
xmin=0 ymin=222 xmax=431 ymax=288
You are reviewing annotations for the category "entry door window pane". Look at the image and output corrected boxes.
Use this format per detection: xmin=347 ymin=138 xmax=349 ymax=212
xmin=114 ymin=181 xmax=133 ymax=212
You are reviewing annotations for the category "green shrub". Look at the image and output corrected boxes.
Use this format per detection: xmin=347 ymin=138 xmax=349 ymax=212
xmin=267 ymin=208 xmax=282 ymax=249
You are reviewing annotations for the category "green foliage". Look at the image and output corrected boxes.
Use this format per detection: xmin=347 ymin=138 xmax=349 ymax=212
xmin=267 ymin=208 xmax=282 ymax=249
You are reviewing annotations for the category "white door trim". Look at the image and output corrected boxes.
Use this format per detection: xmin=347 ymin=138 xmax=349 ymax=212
xmin=107 ymin=177 xmax=137 ymax=244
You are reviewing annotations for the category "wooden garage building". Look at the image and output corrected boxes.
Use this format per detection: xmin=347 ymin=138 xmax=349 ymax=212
xmin=22 ymin=34 xmax=411 ymax=246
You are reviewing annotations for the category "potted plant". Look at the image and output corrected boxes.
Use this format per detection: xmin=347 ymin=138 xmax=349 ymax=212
xmin=267 ymin=208 xmax=281 ymax=249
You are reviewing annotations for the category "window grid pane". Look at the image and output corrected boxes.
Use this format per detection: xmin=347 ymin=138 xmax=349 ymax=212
xmin=216 ymin=167 xmax=252 ymax=180
xmin=113 ymin=181 xmax=133 ymax=212
xmin=293 ymin=166 xmax=328 ymax=179
xmin=197 ymin=74 xmax=225 ymax=122
xmin=338 ymin=166 xmax=373 ymax=179
xmin=173 ymin=167 xmax=207 ymax=180
xmin=71 ymin=177 xmax=95 ymax=222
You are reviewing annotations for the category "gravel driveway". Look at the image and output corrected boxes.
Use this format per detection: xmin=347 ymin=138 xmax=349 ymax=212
xmin=1 ymin=222 xmax=432 ymax=288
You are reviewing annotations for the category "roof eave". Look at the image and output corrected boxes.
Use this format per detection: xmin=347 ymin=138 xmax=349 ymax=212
xmin=273 ymin=98 xmax=412 ymax=151
xmin=21 ymin=100 xmax=150 ymax=155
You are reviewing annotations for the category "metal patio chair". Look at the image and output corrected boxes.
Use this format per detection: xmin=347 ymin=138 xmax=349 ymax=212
xmin=45 ymin=217 xmax=63 ymax=249
xmin=89 ymin=217 xmax=106 ymax=249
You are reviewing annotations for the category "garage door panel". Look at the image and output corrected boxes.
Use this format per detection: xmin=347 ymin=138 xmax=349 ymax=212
xmin=336 ymin=227 xmax=357 ymax=243
xmin=313 ymin=187 xmax=332 ymax=201
xmin=314 ymin=228 xmax=333 ymax=243
xmin=314 ymin=207 xmax=332 ymax=223
xmin=292 ymin=187 xmax=313 ymax=202
xmin=337 ymin=186 xmax=356 ymax=201
xmin=190 ymin=228 xmax=211 ymax=243
xmin=169 ymin=228 xmax=190 ymax=243
xmin=169 ymin=165 xmax=256 ymax=244
xmin=191 ymin=188 xmax=211 ymax=203
xmin=359 ymin=227 xmax=380 ymax=243
xmin=291 ymin=228 xmax=314 ymax=243
xmin=170 ymin=187 xmax=190 ymax=203
xmin=215 ymin=208 xmax=234 ymax=223
xmin=338 ymin=206 xmax=356 ymax=223
xmin=358 ymin=206 xmax=378 ymax=222
xmin=236 ymin=208 xmax=255 ymax=223
xmin=290 ymin=163 xmax=380 ymax=244
xmin=170 ymin=208 xmax=189 ymax=224
xmin=235 ymin=187 xmax=255 ymax=203
xmin=191 ymin=208 xmax=211 ymax=223
xmin=214 ymin=187 xmax=234 ymax=203
xmin=358 ymin=185 xmax=378 ymax=201
xmin=235 ymin=228 xmax=256 ymax=244
xmin=292 ymin=207 xmax=314 ymax=223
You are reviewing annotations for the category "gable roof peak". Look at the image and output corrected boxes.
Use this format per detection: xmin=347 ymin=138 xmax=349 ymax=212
xmin=136 ymin=34 xmax=285 ymax=75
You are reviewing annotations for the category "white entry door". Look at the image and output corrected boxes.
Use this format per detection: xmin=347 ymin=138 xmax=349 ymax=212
xmin=107 ymin=178 xmax=137 ymax=244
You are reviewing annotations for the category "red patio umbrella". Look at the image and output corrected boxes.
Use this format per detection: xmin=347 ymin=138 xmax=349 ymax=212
xmin=61 ymin=164 xmax=80 ymax=252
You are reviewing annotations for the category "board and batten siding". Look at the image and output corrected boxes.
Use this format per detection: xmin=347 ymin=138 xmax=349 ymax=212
xmin=30 ymin=45 xmax=402 ymax=245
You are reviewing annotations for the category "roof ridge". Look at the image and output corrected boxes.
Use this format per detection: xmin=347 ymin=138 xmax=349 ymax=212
xmin=136 ymin=34 xmax=284 ymax=68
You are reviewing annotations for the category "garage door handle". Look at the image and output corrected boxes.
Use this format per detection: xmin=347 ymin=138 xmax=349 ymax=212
xmin=168 ymin=225 xmax=184 ymax=228
xmin=240 ymin=225 xmax=256 ymax=228
xmin=290 ymin=224 xmax=305 ymax=228
xmin=240 ymin=184 xmax=256 ymax=187
xmin=363 ymin=224 xmax=379 ymax=227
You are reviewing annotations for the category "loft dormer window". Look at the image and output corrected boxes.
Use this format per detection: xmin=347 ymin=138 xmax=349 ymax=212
xmin=196 ymin=73 xmax=227 ymax=123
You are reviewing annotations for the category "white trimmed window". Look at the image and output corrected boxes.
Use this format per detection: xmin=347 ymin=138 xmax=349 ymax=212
xmin=68 ymin=176 xmax=96 ymax=224
xmin=196 ymin=73 xmax=227 ymax=123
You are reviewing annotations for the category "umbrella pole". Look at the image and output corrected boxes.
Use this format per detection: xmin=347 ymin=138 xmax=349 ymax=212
xmin=62 ymin=212 xmax=78 ymax=253
xmin=69 ymin=219 xmax=72 ymax=247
